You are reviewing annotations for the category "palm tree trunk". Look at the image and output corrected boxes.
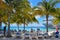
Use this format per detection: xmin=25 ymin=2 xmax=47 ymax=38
xmin=7 ymin=13 xmax=11 ymax=37
xmin=24 ymin=18 xmax=25 ymax=33
xmin=17 ymin=23 xmax=19 ymax=31
xmin=46 ymin=14 xmax=49 ymax=33
xmin=0 ymin=18 xmax=2 ymax=31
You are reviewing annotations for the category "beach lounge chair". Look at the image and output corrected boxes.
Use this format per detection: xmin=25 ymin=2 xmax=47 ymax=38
xmin=13 ymin=30 xmax=17 ymax=35
xmin=0 ymin=31 xmax=4 ymax=37
xmin=37 ymin=33 xmax=43 ymax=40
xmin=11 ymin=31 xmax=16 ymax=37
xmin=37 ymin=28 xmax=42 ymax=35
xmin=48 ymin=31 xmax=55 ymax=37
xmin=22 ymin=30 xmax=28 ymax=33
xmin=23 ymin=32 xmax=30 ymax=40
xmin=37 ymin=28 xmax=43 ymax=39
xmin=30 ymin=30 xmax=37 ymax=40
xmin=43 ymin=33 xmax=50 ymax=39
xmin=15 ymin=31 xmax=23 ymax=39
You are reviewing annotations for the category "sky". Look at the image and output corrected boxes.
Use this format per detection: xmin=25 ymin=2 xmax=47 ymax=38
xmin=28 ymin=0 xmax=60 ymax=8
xmin=28 ymin=0 xmax=42 ymax=7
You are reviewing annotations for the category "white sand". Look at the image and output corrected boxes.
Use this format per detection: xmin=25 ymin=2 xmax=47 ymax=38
xmin=0 ymin=30 xmax=60 ymax=40
xmin=0 ymin=37 xmax=60 ymax=40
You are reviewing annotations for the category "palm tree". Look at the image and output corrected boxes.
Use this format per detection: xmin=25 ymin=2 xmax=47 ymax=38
xmin=0 ymin=0 xmax=8 ymax=31
xmin=11 ymin=13 xmax=24 ymax=31
xmin=53 ymin=8 xmax=60 ymax=24
xmin=52 ymin=8 xmax=60 ymax=32
xmin=33 ymin=0 xmax=60 ymax=33
xmin=13 ymin=0 xmax=33 ymax=31
xmin=5 ymin=0 xmax=14 ymax=37
xmin=12 ymin=0 xmax=38 ymax=32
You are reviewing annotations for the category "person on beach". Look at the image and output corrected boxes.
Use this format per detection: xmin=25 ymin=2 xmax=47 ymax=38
xmin=4 ymin=26 xmax=6 ymax=36
xmin=55 ymin=26 xmax=59 ymax=38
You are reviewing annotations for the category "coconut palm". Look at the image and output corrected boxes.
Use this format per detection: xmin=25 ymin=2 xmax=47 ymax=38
xmin=33 ymin=0 xmax=60 ymax=32
xmin=11 ymin=0 xmax=38 ymax=32
xmin=4 ymin=0 xmax=14 ymax=37
xmin=13 ymin=0 xmax=33 ymax=31
xmin=17 ymin=13 xmax=38 ymax=32
xmin=52 ymin=8 xmax=60 ymax=32
xmin=52 ymin=8 xmax=60 ymax=24
xmin=0 ymin=0 xmax=8 ymax=31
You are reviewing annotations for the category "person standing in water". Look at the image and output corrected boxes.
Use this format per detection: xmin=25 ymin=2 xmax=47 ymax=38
xmin=4 ymin=26 xmax=6 ymax=36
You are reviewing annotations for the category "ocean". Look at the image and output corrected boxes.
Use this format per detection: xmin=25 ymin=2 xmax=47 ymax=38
xmin=2 ymin=26 xmax=57 ymax=32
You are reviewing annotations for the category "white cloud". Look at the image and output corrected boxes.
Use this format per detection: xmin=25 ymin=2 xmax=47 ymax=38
xmin=30 ymin=2 xmax=33 ymax=7
xmin=35 ymin=15 xmax=41 ymax=19
xmin=27 ymin=22 xmax=45 ymax=27
xmin=49 ymin=16 xmax=54 ymax=20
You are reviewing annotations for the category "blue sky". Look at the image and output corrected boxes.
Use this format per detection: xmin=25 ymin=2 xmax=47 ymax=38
xmin=28 ymin=0 xmax=42 ymax=7
xmin=28 ymin=0 xmax=60 ymax=8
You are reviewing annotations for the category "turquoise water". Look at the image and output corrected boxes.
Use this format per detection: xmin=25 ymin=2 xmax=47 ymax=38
xmin=10 ymin=27 xmax=56 ymax=32
xmin=2 ymin=26 xmax=58 ymax=32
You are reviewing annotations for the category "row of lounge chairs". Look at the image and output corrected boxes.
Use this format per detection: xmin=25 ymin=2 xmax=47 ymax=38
xmin=11 ymin=30 xmax=50 ymax=40
xmin=0 ymin=29 xmax=59 ymax=40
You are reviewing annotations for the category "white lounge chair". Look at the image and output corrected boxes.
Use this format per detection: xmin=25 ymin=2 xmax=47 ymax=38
xmin=15 ymin=31 xmax=23 ymax=39
xmin=23 ymin=32 xmax=30 ymax=40
xmin=30 ymin=31 xmax=37 ymax=40
xmin=36 ymin=30 xmax=43 ymax=40
xmin=38 ymin=33 xmax=43 ymax=39
xmin=0 ymin=31 xmax=4 ymax=37
xmin=43 ymin=33 xmax=50 ymax=39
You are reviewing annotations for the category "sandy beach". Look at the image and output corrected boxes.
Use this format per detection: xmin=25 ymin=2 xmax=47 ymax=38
xmin=0 ymin=37 xmax=60 ymax=40
xmin=0 ymin=30 xmax=60 ymax=40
